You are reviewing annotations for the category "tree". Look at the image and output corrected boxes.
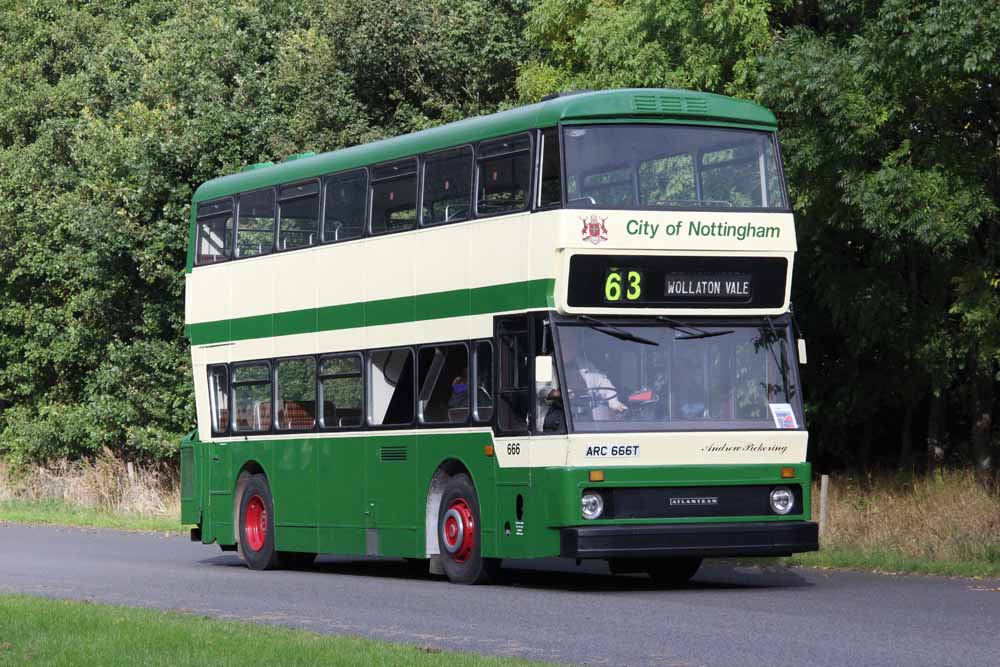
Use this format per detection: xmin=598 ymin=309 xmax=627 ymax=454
xmin=517 ymin=0 xmax=773 ymax=100
xmin=759 ymin=0 xmax=1000 ymax=475
xmin=0 ymin=0 xmax=527 ymax=467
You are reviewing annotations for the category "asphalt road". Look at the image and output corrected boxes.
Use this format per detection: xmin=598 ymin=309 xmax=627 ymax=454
xmin=0 ymin=524 xmax=998 ymax=666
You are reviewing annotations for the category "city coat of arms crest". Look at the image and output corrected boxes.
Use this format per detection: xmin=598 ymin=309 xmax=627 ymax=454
xmin=581 ymin=215 xmax=608 ymax=244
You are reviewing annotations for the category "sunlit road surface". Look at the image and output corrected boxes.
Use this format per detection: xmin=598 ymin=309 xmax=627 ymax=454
xmin=1 ymin=523 xmax=997 ymax=666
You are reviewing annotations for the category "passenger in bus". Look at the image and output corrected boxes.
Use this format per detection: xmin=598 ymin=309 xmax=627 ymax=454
xmin=538 ymin=333 xmax=627 ymax=429
xmin=448 ymin=367 xmax=470 ymax=422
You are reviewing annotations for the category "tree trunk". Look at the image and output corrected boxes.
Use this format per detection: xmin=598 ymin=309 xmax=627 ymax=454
xmin=898 ymin=397 xmax=915 ymax=472
xmin=969 ymin=346 xmax=995 ymax=482
xmin=926 ymin=392 xmax=947 ymax=476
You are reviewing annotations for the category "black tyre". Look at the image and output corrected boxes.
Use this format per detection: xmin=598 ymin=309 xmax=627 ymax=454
xmin=645 ymin=557 xmax=702 ymax=587
xmin=437 ymin=473 xmax=499 ymax=585
xmin=236 ymin=474 xmax=281 ymax=570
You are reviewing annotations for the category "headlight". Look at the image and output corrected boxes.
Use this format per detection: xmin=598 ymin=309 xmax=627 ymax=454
xmin=770 ymin=486 xmax=795 ymax=515
xmin=581 ymin=492 xmax=604 ymax=520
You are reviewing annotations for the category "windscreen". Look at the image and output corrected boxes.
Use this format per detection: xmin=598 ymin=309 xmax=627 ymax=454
xmin=562 ymin=124 xmax=786 ymax=210
xmin=545 ymin=322 xmax=801 ymax=433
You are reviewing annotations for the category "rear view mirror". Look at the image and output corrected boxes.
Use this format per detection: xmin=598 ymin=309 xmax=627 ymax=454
xmin=535 ymin=355 xmax=553 ymax=383
xmin=797 ymin=339 xmax=807 ymax=365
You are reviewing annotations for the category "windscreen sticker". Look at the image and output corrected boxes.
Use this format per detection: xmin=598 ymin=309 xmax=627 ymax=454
xmin=769 ymin=403 xmax=798 ymax=429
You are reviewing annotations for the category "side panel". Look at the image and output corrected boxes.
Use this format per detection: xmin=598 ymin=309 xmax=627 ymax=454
xmin=208 ymin=441 xmax=234 ymax=544
xmin=318 ymin=436 xmax=367 ymax=556
xmin=366 ymin=433 xmax=418 ymax=557
xmin=179 ymin=432 xmax=199 ymax=527
xmin=271 ymin=438 xmax=320 ymax=553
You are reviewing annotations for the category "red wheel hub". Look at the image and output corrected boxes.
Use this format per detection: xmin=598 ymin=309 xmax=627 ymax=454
xmin=245 ymin=494 xmax=267 ymax=552
xmin=442 ymin=498 xmax=475 ymax=563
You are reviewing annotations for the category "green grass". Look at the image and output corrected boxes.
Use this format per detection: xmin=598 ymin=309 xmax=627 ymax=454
xmin=0 ymin=499 xmax=184 ymax=533
xmin=0 ymin=594 xmax=547 ymax=667
xmin=781 ymin=548 xmax=1000 ymax=579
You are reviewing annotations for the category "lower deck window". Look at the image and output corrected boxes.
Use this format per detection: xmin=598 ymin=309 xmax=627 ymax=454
xmin=418 ymin=344 xmax=469 ymax=424
xmin=275 ymin=357 xmax=316 ymax=430
xmin=319 ymin=355 xmax=363 ymax=428
xmin=232 ymin=363 xmax=272 ymax=433
xmin=208 ymin=365 xmax=229 ymax=434
xmin=368 ymin=348 xmax=414 ymax=426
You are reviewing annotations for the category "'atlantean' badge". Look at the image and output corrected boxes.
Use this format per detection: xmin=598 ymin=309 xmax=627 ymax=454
xmin=581 ymin=215 xmax=608 ymax=244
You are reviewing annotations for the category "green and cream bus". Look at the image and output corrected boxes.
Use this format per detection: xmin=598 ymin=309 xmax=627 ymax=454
xmin=180 ymin=88 xmax=819 ymax=585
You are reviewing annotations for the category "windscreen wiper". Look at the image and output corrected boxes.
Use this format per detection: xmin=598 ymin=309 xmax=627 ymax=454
xmin=656 ymin=316 xmax=734 ymax=340
xmin=765 ymin=316 xmax=791 ymax=398
xmin=577 ymin=316 xmax=659 ymax=346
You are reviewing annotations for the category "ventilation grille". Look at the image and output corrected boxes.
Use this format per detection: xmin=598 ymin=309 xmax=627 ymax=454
xmin=632 ymin=94 xmax=710 ymax=116
xmin=380 ymin=446 xmax=408 ymax=462
xmin=633 ymin=94 xmax=658 ymax=112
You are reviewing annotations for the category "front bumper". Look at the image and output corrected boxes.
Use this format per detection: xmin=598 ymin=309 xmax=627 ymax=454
xmin=560 ymin=520 xmax=819 ymax=558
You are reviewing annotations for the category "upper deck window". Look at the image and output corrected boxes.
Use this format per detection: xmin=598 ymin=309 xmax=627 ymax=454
xmin=195 ymin=199 xmax=233 ymax=265
xmin=477 ymin=134 xmax=531 ymax=217
xmin=236 ymin=189 xmax=275 ymax=258
xmin=422 ymin=147 xmax=473 ymax=225
xmin=278 ymin=180 xmax=320 ymax=251
xmin=323 ymin=169 xmax=367 ymax=243
xmin=371 ymin=158 xmax=418 ymax=235
xmin=563 ymin=125 xmax=787 ymax=210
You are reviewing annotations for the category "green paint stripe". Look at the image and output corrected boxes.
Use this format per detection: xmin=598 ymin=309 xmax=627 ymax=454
xmin=188 ymin=278 xmax=555 ymax=345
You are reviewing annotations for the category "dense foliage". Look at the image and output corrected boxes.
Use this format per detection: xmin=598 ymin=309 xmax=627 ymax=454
xmin=0 ymin=0 xmax=996 ymax=476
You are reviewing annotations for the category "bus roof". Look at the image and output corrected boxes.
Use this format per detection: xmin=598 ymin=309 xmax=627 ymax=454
xmin=191 ymin=88 xmax=777 ymax=204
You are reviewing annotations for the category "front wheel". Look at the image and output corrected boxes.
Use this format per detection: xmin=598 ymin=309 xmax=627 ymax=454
xmin=437 ymin=474 xmax=499 ymax=585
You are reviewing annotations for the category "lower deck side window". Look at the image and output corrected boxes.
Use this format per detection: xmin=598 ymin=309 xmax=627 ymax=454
xmin=418 ymin=344 xmax=469 ymax=425
xmin=275 ymin=357 xmax=316 ymax=430
xmin=232 ymin=363 xmax=272 ymax=433
xmin=319 ymin=354 xmax=363 ymax=428
xmin=368 ymin=348 xmax=414 ymax=426
xmin=473 ymin=341 xmax=494 ymax=422
xmin=208 ymin=365 xmax=229 ymax=434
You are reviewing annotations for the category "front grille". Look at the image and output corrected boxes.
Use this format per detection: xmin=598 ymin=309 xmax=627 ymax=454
xmin=603 ymin=485 xmax=803 ymax=519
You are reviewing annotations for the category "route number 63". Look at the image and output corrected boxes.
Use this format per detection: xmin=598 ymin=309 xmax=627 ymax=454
xmin=605 ymin=269 xmax=642 ymax=302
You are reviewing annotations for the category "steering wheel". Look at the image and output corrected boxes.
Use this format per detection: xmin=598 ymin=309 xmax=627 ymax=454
xmin=570 ymin=386 xmax=619 ymax=403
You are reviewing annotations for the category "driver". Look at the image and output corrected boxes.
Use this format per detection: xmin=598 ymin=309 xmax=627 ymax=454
xmin=538 ymin=332 xmax=627 ymax=429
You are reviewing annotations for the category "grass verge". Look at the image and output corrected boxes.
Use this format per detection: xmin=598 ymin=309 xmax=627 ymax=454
xmin=785 ymin=470 xmax=1000 ymax=579
xmin=0 ymin=594 xmax=546 ymax=667
xmin=781 ymin=549 xmax=1000 ymax=579
xmin=0 ymin=499 xmax=183 ymax=533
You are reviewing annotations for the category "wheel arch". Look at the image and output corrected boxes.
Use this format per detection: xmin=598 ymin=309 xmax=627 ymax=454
xmin=424 ymin=458 xmax=475 ymax=557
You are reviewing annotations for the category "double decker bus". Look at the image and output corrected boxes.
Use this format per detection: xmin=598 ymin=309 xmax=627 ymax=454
xmin=180 ymin=88 xmax=819 ymax=585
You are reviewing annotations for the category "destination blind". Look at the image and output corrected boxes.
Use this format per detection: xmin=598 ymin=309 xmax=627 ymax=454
xmin=566 ymin=255 xmax=788 ymax=309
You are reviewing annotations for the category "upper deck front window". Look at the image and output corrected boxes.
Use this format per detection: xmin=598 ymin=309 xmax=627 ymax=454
xmin=563 ymin=124 xmax=787 ymax=211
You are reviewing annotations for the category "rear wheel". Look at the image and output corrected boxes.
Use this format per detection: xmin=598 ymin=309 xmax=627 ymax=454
xmin=645 ymin=557 xmax=702 ymax=587
xmin=237 ymin=474 xmax=281 ymax=570
xmin=437 ymin=474 xmax=498 ymax=585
